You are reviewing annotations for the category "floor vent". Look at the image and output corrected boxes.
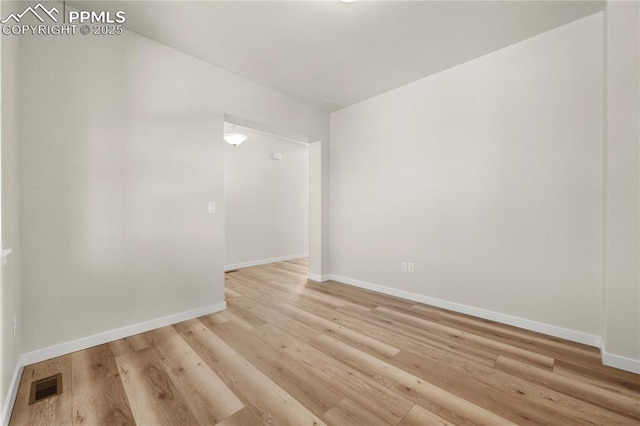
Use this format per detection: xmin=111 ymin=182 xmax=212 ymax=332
xmin=29 ymin=373 xmax=62 ymax=405
xmin=225 ymin=269 xmax=239 ymax=274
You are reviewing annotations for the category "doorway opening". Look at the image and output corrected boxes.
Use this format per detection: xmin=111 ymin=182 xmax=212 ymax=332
xmin=223 ymin=120 xmax=310 ymax=278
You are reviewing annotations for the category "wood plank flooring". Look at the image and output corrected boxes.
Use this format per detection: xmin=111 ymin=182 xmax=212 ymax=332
xmin=10 ymin=258 xmax=640 ymax=425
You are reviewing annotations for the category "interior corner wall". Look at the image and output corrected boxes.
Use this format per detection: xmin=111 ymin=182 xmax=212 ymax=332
xmin=308 ymin=140 xmax=325 ymax=278
xmin=18 ymin=4 xmax=328 ymax=353
xmin=330 ymin=13 xmax=604 ymax=338
xmin=1 ymin=1 xmax=23 ymax=405
xmin=224 ymin=127 xmax=309 ymax=267
xmin=603 ymin=0 xmax=640 ymax=370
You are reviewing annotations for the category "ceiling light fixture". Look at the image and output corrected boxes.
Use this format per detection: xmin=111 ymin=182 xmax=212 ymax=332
xmin=224 ymin=124 xmax=248 ymax=146
xmin=224 ymin=133 xmax=248 ymax=146
xmin=341 ymin=0 xmax=357 ymax=3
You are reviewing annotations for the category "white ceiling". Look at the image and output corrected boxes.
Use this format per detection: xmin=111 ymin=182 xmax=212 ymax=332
xmin=70 ymin=1 xmax=603 ymax=111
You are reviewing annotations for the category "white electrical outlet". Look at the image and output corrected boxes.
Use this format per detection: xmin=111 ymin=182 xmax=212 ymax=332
xmin=401 ymin=262 xmax=407 ymax=272
xmin=408 ymin=262 xmax=414 ymax=273
xmin=208 ymin=201 xmax=216 ymax=214
xmin=13 ymin=314 xmax=17 ymax=337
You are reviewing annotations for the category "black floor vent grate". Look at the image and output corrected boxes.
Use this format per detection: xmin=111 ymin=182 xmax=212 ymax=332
xmin=29 ymin=373 xmax=62 ymax=405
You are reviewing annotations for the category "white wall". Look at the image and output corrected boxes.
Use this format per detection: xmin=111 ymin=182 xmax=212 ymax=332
xmin=603 ymin=1 xmax=640 ymax=371
xmin=18 ymin=6 xmax=328 ymax=353
xmin=309 ymin=141 xmax=324 ymax=280
xmin=0 ymin=0 xmax=23 ymax=408
xmin=330 ymin=14 xmax=603 ymax=337
xmin=224 ymin=126 xmax=308 ymax=267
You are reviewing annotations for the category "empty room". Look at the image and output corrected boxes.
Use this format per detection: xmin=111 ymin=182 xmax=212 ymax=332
xmin=1 ymin=0 xmax=639 ymax=425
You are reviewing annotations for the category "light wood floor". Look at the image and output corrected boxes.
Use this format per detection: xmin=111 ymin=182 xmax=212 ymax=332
xmin=10 ymin=259 xmax=640 ymax=425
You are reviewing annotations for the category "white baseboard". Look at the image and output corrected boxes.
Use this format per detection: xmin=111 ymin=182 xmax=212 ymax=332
xmin=307 ymin=273 xmax=330 ymax=282
xmin=329 ymin=274 xmax=603 ymax=348
xmin=1 ymin=355 xmax=24 ymax=426
xmin=21 ymin=302 xmax=227 ymax=366
xmin=225 ymin=253 xmax=308 ymax=271
xmin=602 ymin=349 xmax=640 ymax=374
xmin=331 ymin=274 xmax=640 ymax=373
